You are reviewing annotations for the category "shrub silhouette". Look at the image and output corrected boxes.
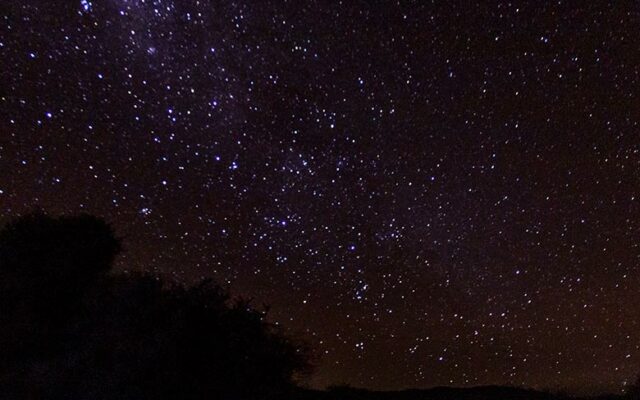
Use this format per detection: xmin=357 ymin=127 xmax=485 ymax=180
xmin=0 ymin=213 xmax=310 ymax=399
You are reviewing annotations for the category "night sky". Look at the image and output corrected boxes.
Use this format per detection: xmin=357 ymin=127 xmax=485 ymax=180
xmin=1 ymin=0 xmax=640 ymax=394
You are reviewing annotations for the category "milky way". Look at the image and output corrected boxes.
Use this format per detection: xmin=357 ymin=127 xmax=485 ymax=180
xmin=1 ymin=1 xmax=640 ymax=394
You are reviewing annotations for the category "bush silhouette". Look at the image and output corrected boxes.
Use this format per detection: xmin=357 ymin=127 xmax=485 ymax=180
xmin=0 ymin=213 xmax=310 ymax=399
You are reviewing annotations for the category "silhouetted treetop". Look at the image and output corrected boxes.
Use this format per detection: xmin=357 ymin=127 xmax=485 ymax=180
xmin=0 ymin=213 xmax=311 ymax=399
xmin=0 ymin=212 xmax=120 ymax=286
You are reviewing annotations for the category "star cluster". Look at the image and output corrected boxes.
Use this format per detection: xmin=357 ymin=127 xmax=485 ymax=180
xmin=1 ymin=1 xmax=640 ymax=394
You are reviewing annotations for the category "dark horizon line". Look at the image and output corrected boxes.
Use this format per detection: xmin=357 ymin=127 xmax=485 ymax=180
xmin=306 ymin=382 xmax=629 ymax=398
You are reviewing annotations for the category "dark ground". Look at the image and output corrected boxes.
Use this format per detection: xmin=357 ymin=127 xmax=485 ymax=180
xmin=294 ymin=386 xmax=625 ymax=400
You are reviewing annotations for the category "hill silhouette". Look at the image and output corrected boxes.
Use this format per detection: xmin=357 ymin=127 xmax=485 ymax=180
xmin=295 ymin=386 xmax=625 ymax=400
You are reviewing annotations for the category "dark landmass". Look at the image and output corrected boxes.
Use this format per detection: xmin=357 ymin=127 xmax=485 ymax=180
xmin=0 ymin=213 xmax=637 ymax=400
xmin=0 ymin=213 xmax=309 ymax=399
xmin=295 ymin=386 xmax=625 ymax=400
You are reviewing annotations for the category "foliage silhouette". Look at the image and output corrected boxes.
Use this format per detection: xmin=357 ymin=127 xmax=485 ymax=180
xmin=626 ymin=374 xmax=640 ymax=400
xmin=0 ymin=213 xmax=311 ymax=399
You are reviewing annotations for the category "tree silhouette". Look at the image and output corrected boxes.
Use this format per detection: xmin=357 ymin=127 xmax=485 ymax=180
xmin=0 ymin=213 xmax=311 ymax=399
xmin=627 ymin=374 xmax=640 ymax=400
